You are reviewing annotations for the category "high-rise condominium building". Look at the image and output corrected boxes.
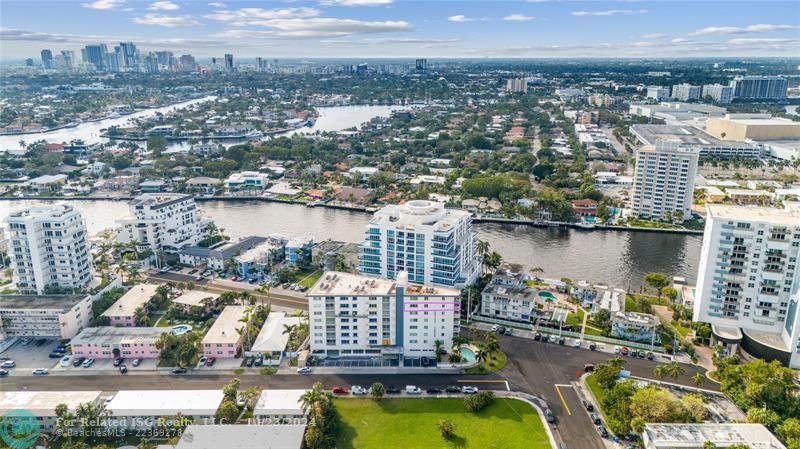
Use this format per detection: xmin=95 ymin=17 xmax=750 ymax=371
xmin=118 ymin=42 xmax=138 ymax=67
xmin=359 ymin=200 xmax=480 ymax=287
xmin=40 ymin=49 xmax=54 ymax=69
xmin=646 ymin=86 xmax=671 ymax=101
xmin=730 ymin=76 xmax=788 ymax=101
xmin=307 ymin=271 xmax=461 ymax=359
xmin=506 ymin=78 xmax=528 ymax=94
xmin=60 ymin=50 xmax=75 ymax=70
xmin=631 ymin=142 xmax=699 ymax=221
xmin=4 ymin=205 xmax=93 ymax=294
xmin=694 ymin=203 xmax=800 ymax=368
xmin=702 ymin=84 xmax=733 ymax=104
xmin=117 ymin=194 xmax=212 ymax=253
xmin=83 ymin=44 xmax=108 ymax=71
xmin=224 ymin=54 xmax=234 ymax=72
xmin=671 ymin=83 xmax=702 ymax=102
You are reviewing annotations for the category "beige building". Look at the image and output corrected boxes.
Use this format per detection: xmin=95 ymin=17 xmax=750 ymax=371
xmin=706 ymin=114 xmax=800 ymax=141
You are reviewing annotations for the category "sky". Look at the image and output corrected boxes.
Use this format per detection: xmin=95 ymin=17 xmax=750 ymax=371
xmin=0 ymin=0 xmax=799 ymax=60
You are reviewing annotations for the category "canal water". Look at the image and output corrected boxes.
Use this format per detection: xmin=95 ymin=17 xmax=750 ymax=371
xmin=0 ymin=200 xmax=702 ymax=287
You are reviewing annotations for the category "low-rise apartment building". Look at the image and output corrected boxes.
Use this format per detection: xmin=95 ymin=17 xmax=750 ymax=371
xmin=101 ymin=284 xmax=159 ymax=326
xmin=105 ymin=390 xmax=224 ymax=430
xmin=0 ymin=391 xmax=102 ymax=432
xmin=307 ymin=271 xmax=461 ymax=360
xmin=71 ymin=326 xmax=165 ymax=359
xmin=643 ymin=423 xmax=786 ymax=449
xmin=202 ymin=305 xmax=247 ymax=358
xmin=0 ymin=294 xmax=94 ymax=339
xmin=611 ymin=311 xmax=659 ymax=343
xmin=253 ymin=389 xmax=307 ymax=423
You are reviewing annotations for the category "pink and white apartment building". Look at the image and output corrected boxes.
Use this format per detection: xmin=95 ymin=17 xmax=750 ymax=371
xmin=202 ymin=305 xmax=247 ymax=358
xmin=101 ymin=284 xmax=159 ymax=327
xmin=71 ymin=327 xmax=165 ymax=359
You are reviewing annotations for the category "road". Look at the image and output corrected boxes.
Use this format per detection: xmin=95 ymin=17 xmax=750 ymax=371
xmin=147 ymin=272 xmax=309 ymax=310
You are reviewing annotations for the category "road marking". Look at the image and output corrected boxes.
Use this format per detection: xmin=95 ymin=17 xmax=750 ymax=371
xmin=554 ymin=384 xmax=573 ymax=388
xmin=505 ymin=381 xmax=510 ymax=391
xmin=457 ymin=379 xmax=507 ymax=383
xmin=555 ymin=385 xmax=572 ymax=416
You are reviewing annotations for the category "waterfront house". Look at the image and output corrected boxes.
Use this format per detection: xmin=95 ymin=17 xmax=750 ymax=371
xmin=185 ymin=176 xmax=222 ymax=194
xmin=571 ymin=199 xmax=598 ymax=218
xmin=178 ymin=235 xmax=267 ymax=271
xmin=611 ymin=311 xmax=658 ymax=343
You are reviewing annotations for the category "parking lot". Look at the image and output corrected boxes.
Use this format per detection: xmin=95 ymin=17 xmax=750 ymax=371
xmin=0 ymin=338 xmax=61 ymax=373
xmin=314 ymin=357 xmax=400 ymax=368
xmin=52 ymin=356 xmax=159 ymax=374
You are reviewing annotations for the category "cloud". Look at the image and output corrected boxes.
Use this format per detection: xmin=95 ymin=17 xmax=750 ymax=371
xmin=641 ymin=33 xmax=665 ymax=39
xmin=0 ymin=27 xmax=222 ymax=47
xmin=689 ymin=24 xmax=800 ymax=36
xmin=81 ymin=0 xmax=125 ymax=10
xmin=504 ymin=14 xmax=535 ymax=22
xmin=215 ymin=18 xmax=411 ymax=38
xmin=448 ymin=15 xmax=474 ymax=22
xmin=148 ymin=1 xmax=179 ymax=11
xmin=205 ymin=7 xmax=321 ymax=24
xmin=133 ymin=13 xmax=201 ymax=27
xmin=320 ymin=0 xmax=393 ymax=6
xmin=631 ymin=41 xmax=657 ymax=47
xmin=725 ymin=37 xmax=799 ymax=46
xmin=207 ymin=2 xmax=226 ymax=6
xmin=571 ymin=9 xmax=647 ymax=16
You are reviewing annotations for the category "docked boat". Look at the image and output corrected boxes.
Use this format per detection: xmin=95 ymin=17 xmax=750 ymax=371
xmin=575 ymin=222 xmax=596 ymax=230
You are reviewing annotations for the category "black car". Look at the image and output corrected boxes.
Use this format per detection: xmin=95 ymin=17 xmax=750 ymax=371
xmin=589 ymin=343 xmax=597 ymax=351
xmin=113 ymin=358 xmax=124 ymax=367
xmin=171 ymin=367 xmax=188 ymax=374
xmin=48 ymin=352 xmax=63 ymax=358
xmin=0 ymin=369 xmax=8 ymax=376
xmin=497 ymin=327 xmax=506 ymax=334
xmin=119 ymin=365 xmax=128 ymax=374
xmin=445 ymin=386 xmax=461 ymax=394
xmin=583 ymin=364 xmax=595 ymax=373
xmin=583 ymin=401 xmax=594 ymax=412
xmin=534 ymin=333 xmax=542 ymax=341
xmin=637 ymin=351 xmax=646 ymax=359
xmin=245 ymin=357 xmax=255 ymax=367
xmin=558 ymin=338 xmax=565 ymax=345
xmin=72 ymin=357 xmax=85 ymax=367
xmin=591 ymin=413 xmax=602 ymax=425
xmin=426 ymin=387 xmax=443 ymax=394
xmin=646 ymin=352 xmax=655 ymax=360
xmin=385 ymin=386 xmax=402 ymax=394
xmin=630 ymin=350 xmax=639 ymax=358
xmin=544 ymin=409 xmax=555 ymax=423
xmin=597 ymin=426 xmax=609 ymax=438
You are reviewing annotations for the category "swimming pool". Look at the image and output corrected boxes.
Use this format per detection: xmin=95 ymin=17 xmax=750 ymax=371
xmin=170 ymin=324 xmax=193 ymax=335
xmin=459 ymin=347 xmax=476 ymax=362
xmin=538 ymin=291 xmax=557 ymax=302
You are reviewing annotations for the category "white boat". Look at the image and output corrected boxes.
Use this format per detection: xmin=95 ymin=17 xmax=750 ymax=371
xmin=244 ymin=130 xmax=263 ymax=139
xmin=575 ymin=222 xmax=596 ymax=230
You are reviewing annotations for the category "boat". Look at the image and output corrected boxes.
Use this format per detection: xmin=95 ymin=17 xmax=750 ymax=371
xmin=305 ymin=118 xmax=316 ymax=127
xmin=306 ymin=202 xmax=316 ymax=208
xmin=244 ymin=130 xmax=263 ymax=140
xmin=575 ymin=222 xmax=596 ymax=230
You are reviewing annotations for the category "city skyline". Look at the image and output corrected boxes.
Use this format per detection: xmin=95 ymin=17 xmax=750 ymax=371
xmin=1 ymin=0 xmax=799 ymax=60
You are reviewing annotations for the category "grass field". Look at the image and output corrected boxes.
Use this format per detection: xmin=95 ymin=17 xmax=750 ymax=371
xmin=585 ymin=374 xmax=607 ymax=416
xmin=464 ymin=349 xmax=508 ymax=374
xmin=294 ymin=269 xmax=323 ymax=288
xmin=335 ymin=397 xmax=551 ymax=449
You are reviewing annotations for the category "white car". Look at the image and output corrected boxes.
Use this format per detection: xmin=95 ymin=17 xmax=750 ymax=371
xmin=574 ymin=339 xmax=582 ymax=348
xmin=490 ymin=325 xmax=499 ymax=332
xmin=613 ymin=345 xmax=621 ymax=354
xmin=60 ymin=356 xmax=72 ymax=367
xmin=296 ymin=366 xmax=311 ymax=374
xmin=351 ymin=385 xmax=368 ymax=396
xmin=0 ymin=360 xmax=15 ymax=369
xmin=82 ymin=357 xmax=95 ymax=368
xmin=461 ymin=386 xmax=479 ymax=394
xmin=405 ymin=386 xmax=422 ymax=394
xmin=32 ymin=368 xmax=49 ymax=375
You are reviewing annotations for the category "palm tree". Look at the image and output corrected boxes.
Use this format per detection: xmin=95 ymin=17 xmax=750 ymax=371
xmin=476 ymin=240 xmax=490 ymax=256
xmin=653 ymin=364 xmax=668 ymax=380
xmin=239 ymin=291 xmax=256 ymax=306
xmin=691 ymin=372 xmax=705 ymax=387
xmin=608 ymin=356 xmax=626 ymax=370
xmin=255 ymin=283 xmax=271 ymax=307
xmin=667 ymin=361 xmax=685 ymax=380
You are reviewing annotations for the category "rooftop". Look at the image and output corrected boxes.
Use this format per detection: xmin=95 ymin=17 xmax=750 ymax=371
xmin=631 ymin=124 xmax=755 ymax=150
xmin=180 ymin=236 xmax=267 ymax=260
xmin=172 ymin=290 xmax=220 ymax=308
xmin=5 ymin=203 xmax=80 ymax=222
xmin=370 ymin=200 xmax=471 ymax=232
xmin=72 ymin=326 xmax=166 ymax=346
xmin=174 ymin=424 xmax=305 ymax=449
xmin=644 ymin=423 xmax=786 ymax=449
xmin=706 ymin=203 xmax=800 ymax=226
xmin=612 ymin=311 xmax=659 ymax=327
xmin=102 ymin=284 xmax=159 ymax=318
xmin=253 ymin=389 xmax=306 ymax=416
xmin=251 ymin=312 xmax=302 ymax=353
xmin=202 ymin=305 xmax=247 ymax=344
xmin=0 ymin=294 xmax=88 ymax=310
xmin=106 ymin=390 xmax=224 ymax=417
xmin=309 ymin=271 xmax=460 ymax=297
xmin=0 ymin=391 xmax=102 ymax=417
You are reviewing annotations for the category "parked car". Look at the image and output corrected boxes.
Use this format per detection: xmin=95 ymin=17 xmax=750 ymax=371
xmin=549 ymin=335 xmax=559 ymax=343
xmin=245 ymin=357 xmax=255 ymax=367
xmin=589 ymin=343 xmax=597 ymax=351
xmin=545 ymin=409 xmax=556 ymax=423
xmin=613 ymin=345 xmax=621 ymax=354
xmin=48 ymin=352 xmax=63 ymax=358
xmin=1 ymin=360 xmax=16 ymax=369
xmin=497 ymin=326 xmax=506 ymax=334
xmin=0 ymin=369 xmax=7 ymax=376
xmin=132 ymin=358 xmax=141 ymax=367
xmin=505 ymin=328 xmax=513 ymax=336
xmin=172 ymin=367 xmax=188 ymax=374
xmin=583 ymin=364 xmax=595 ymax=373
xmin=490 ymin=325 xmax=499 ymax=332
xmin=254 ymin=356 xmax=263 ymax=367
xmin=445 ymin=386 xmax=462 ymax=394
xmin=60 ymin=356 xmax=72 ymax=367
xmin=637 ymin=350 xmax=646 ymax=359
xmin=385 ymin=386 xmax=402 ymax=394
xmin=351 ymin=385 xmax=368 ymax=395
xmin=119 ymin=365 xmax=128 ymax=374
xmin=113 ymin=358 xmax=124 ymax=367
xmin=591 ymin=413 xmax=602 ymax=425
xmin=461 ymin=386 xmax=479 ymax=394
xmin=331 ymin=387 xmax=349 ymax=395
xmin=630 ymin=349 xmax=639 ymax=357
xmin=297 ymin=366 xmax=311 ymax=374
xmin=72 ymin=357 xmax=85 ymax=367
xmin=597 ymin=426 xmax=609 ymax=438
xmin=558 ymin=337 xmax=565 ymax=345
xmin=206 ymin=357 xmax=216 ymax=367
xmin=32 ymin=368 xmax=49 ymax=375
xmin=583 ymin=401 xmax=594 ymax=412
xmin=405 ymin=385 xmax=422 ymax=394
xmin=534 ymin=333 xmax=542 ymax=341
xmin=82 ymin=358 xmax=95 ymax=368
xmin=198 ymin=356 xmax=208 ymax=367
xmin=621 ymin=347 xmax=630 ymax=356
xmin=159 ymin=267 xmax=169 ymax=274
xmin=574 ymin=339 xmax=582 ymax=348
xmin=426 ymin=387 xmax=443 ymax=394
xmin=646 ymin=352 xmax=655 ymax=360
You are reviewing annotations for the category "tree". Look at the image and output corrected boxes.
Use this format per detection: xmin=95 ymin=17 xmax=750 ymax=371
xmin=644 ymin=272 xmax=670 ymax=296
xmin=370 ymin=383 xmax=385 ymax=401
xmin=438 ymin=419 xmax=456 ymax=439
xmin=476 ymin=240 xmax=490 ymax=256
xmin=223 ymin=378 xmax=241 ymax=402
xmin=594 ymin=363 xmax=622 ymax=389
xmin=215 ymin=400 xmax=240 ymax=424
xmin=691 ymin=372 xmax=705 ymax=386
xmin=654 ymin=364 xmax=668 ymax=380
xmin=667 ymin=361 xmax=685 ymax=380
xmin=464 ymin=391 xmax=495 ymax=412
xmin=240 ymin=387 xmax=260 ymax=410
xmin=777 ymin=418 xmax=800 ymax=449
xmin=662 ymin=287 xmax=678 ymax=302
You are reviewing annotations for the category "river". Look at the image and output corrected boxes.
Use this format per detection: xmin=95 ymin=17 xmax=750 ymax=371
xmin=0 ymin=199 xmax=702 ymax=288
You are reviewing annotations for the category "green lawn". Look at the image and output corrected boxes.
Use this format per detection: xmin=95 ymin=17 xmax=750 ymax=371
xmin=671 ymin=320 xmax=692 ymax=337
xmin=335 ymin=398 xmax=551 ymax=449
xmin=465 ymin=349 xmax=508 ymax=374
xmin=294 ymin=269 xmax=323 ymax=288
